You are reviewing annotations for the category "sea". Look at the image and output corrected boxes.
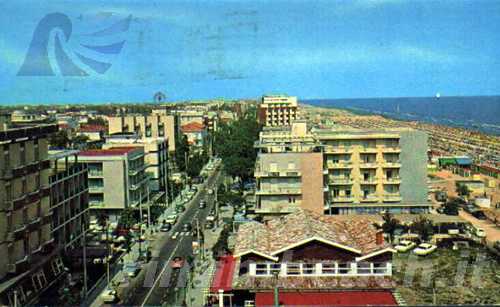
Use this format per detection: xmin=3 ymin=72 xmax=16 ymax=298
xmin=304 ymin=96 xmax=500 ymax=136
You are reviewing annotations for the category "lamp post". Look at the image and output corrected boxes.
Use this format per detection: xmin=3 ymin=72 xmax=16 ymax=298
xmin=272 ymin=271 xmax=279 ymax=307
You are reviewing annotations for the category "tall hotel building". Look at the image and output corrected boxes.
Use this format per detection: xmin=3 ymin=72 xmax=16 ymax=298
xmin=258 ymin=95 xmax=299 ymax=127
xmin=254 ymin=122 xmax=429 ymax=216
xmin=0 ymin=119 xmax=67 ymax=305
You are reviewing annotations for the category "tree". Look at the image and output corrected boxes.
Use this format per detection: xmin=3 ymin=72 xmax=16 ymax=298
xmin=72 ymin=134 xmax=89 ymax=149
xmin=381 ymin=212 xmax=400 ymax=243
xmin=49 ymin=130 xmax=70 ymax=148
xmin=117 ymin=208 xmax=136 ymax=230
xmin=456 ymin=184 xmax=470 ymax=198
xmin=213 ymin=107 xmax=260 ymax=181
xmin=443 ymin=198 xmax=460 ymax=215
xmin=410 ymin=215 xmax=434 ymax=242
xmin=175 ymin=135 xmax=190 ymax=172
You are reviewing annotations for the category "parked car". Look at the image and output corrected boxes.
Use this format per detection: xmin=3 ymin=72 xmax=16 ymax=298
xmin=205 ymin=220 xmax=214 ymax=229
xmin=100 ymin=289 xmax=118 ymax=303
xmin=182 ymin=223 xmax=192 ymax=232
xmin=413 ymin=243 xmax=437 ymax=256
xmin=207 ymin=188 xmax=214 ymax=195
xmin=464 ymin=204 xmax=478 ymax=214
xmin=160 ymin=223 xmax=172 ymax=232
xmin=166 ymin=214 xmax=178 ymax=224
xmin=199 ymin=200 xmax=207 ymax=209
xmin=175 ymin=205 xmax=186 ymax=213
xmin=493 ymin=241 xmax=500 ymax=252
xmin=123 ymin=263 xmax=141 ymax=277
xmin=471 ymin=210 xmax=487 ymax=220
xmin=394 ymin=240 xmax=416 ymax=253
xmin=475 ymin=227 xmax=486 ymax=238
xmin=170 ymin=256 xmax=185 ymax=269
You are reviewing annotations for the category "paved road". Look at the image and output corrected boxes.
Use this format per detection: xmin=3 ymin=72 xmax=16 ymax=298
xmin=459 ymin=210 xmax=500 ymax=245
xmin=119 ymin=167 xmax=223 ymax=306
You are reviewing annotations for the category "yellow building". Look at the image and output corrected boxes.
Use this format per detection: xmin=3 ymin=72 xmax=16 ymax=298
xmin=258 ymin=95 xmax=299 ymax=127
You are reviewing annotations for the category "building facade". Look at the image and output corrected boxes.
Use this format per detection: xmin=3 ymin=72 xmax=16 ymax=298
xmin=108 ymin=114 xmax=177 ymax=153
xmin=49 ymin=150 xmax=89 ymax=251
xmin=258 ymin=95 xmax=299 ymax=127
xmin=254 ymin=123 xmax=430 ymax=215
xmin=0 ymin=123 xmax=67 ymax=306
xmin=104 ymin=134 xmax=169 ymax=204
xmin=78 ymin=147 xmax=149 ymax=221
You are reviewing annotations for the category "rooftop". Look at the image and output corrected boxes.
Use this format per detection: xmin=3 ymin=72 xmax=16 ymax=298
xmin=79 ymin=124 xmax=107 ymax=132
xmin=234 ymin=209 xmax=391 ymax=260
xmin=181 ymin=121 xmax=206 ymax=133
xmin=79 ymin=146 xmax=140 ymax=157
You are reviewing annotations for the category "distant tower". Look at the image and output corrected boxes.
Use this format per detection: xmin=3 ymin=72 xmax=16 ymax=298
xmin=154 ymin=91 xmax=166 ymax=103
xmin=436 ymin=92 xmax=441 ymax=99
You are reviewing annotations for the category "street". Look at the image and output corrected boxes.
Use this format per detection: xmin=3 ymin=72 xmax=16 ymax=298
xmin=115 ymin=166 xmax=223 ymax=307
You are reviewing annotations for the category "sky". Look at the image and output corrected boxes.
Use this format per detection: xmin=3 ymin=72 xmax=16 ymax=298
xmin=0 ymin=0 xmax=499 ymax=104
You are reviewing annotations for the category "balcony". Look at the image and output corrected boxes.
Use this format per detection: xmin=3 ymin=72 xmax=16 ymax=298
xmin=128 ymin=164 xmax=147 ymax=176
xmin=360 ymin=195 xmax=379 ymax=202
xmin=359 ymin=162 xmax=378 ymax=169
xmin=331 ymin=196 xmax=354 ymax=203
xmin=326 ymin=161 xmax=352 ymax=169
xmin=255 ymin=187 xmax=302 ymax=195
xmin=360 ymin=178 xmax=378 ymax=185
xmin=384 ymin=177 xmax=401 ymax=184
xmin=130 ymin=175 xmax=150 ymax=190
xmin=88 ymin=186 xmax=104 ymax=193
xmin=88 ymin=170 xmax=103 ymax=178
xmin=383 ymin=193 xmax=402 ymax=202
xmin=382 ymin=161 xmax=401 ymax=168
xmin=255 ymin=170 xmax=301 ymax=177
xmin=359 ymin=147 xmax=378 ymax=153
xmin=328 ymin=177 xmax=354 ymax=185
xmin=89 ymin=201 xmax=105 ymax=207
xmin=324 ymin=146 xmax=353 ymax=154
xmin=382 ymin=147 xmax=401 ymax=153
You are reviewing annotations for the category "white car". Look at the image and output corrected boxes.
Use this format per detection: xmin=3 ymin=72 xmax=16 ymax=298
xmin=165 ymin=214 xmax=178 ymax=224
xmin=100 ymin=289 xmax=118 ymax=303
xmin=207 ymin=188 xmax=214 ymax=195
xmin=413 ymin=243 xmax=437 ymax=256
xmin=475 ymin=228 xmax=486 ymax=238
xmin=394 ymin=240 xmax=416 ymax=253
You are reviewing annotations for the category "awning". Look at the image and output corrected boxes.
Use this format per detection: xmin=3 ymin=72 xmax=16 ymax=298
xmin=255 ymin=291 xmax=397 ymax=306
xmin=210 ymin=255 xmax=235 ymax=292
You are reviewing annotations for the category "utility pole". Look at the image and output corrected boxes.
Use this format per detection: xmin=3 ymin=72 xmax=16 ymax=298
xmin=139 ymin=188 xmax=143 ymax=257
xmin=106 ymin=221 xmax=110 ymax=287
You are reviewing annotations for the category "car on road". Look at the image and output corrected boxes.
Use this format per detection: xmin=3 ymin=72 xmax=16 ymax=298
xmin=182 ymin=223 xmax=192 ymax=232
xmin=170 ymin=256 xmax=185 ymax=269
xmin=205 ymin=220 xmax=214 ymax=229
xmin=199 ymin=200 xmax=207 ymax=209
xmin=160 ymin=223 xmax=172 ymax=232
xmin=123 ymin=263 xmax=141 ymax=277
xmin=101 ymin=289 xmax=118 ymax=303
xmin=176 ymin=205 xmax=186 ymax=213
xmin=207 ymin=188 xmax=214 ymax=195
xmin=475 ymin=227 xmax=486 ymax=238
xmin=166 ymin=214 xmax=178 ymax=224
xmin=394 ymin=240 xmax=416 ymax=253
xmin=413 ymin=243 xmax=437 ymax=256
xmin=471 ymin=210 xmax=487 ymax=220
xmin=464 ymin=204 xmax=478 ymax=214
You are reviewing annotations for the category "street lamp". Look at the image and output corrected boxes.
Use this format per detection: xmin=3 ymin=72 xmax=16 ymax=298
xmin=272 ymin=270 xmax=279 ymax=307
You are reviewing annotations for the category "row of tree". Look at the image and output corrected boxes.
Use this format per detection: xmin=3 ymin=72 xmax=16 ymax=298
xmin=213 ymin=107 xmax=260 ymax=182
xmin=379 ymin=212 xmax=435 ymax=243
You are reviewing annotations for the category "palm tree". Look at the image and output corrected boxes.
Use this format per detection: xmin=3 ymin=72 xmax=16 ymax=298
xmin=381 ymin=212 xmax=400 ymax=243
xmin=410 ymin=215 xmax=434 ymax=242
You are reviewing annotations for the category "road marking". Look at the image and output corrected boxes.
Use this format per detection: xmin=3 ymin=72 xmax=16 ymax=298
xmin=140 ymin=239 xmax=183 ymax=307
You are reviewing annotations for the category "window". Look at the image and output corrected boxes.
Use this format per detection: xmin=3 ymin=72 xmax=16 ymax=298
xmin=338 ymin=263 xmax=350 ymax=274
xmin=3 ymin=146 xmax=10 ymax=169
xmin=322 ymin=263 xmax=336 ymax=274
xmin=255 ymin=263 xmax=268 ymax=275
xmin=20 ymin=143 xmax=26 ymax=165
xmin=373 ymin=263 xmax=388 ymax=274
xmin=5 ymin=184 xmax=12 ymax=201
xmin=34 ymin=143 xmax=39 ymax=161
xmin=35 ymin=173 xmax=40 ymax=189
xmin=302 ymin=263 xmax=315 ymax=275
xmin=287 ymin=162 xmax=296 ymax=170
xmin=286 ymin=263 xmax=300 ymax=275
xmin=22 ymin=178 xmax=27 ymax=194
xmin=345 ymin=189 xmax=351 ymax=197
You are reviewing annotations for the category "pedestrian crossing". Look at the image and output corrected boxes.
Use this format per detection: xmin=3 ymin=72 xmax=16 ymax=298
xmin=172 ymin=231 xmax=192 ymax=237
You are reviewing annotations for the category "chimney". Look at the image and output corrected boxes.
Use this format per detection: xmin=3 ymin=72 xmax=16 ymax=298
xmin=376 ymin=231 xmax=384 ymax=245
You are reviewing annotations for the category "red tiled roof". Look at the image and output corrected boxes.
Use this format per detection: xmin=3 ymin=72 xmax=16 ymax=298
xmin=255 ymin=291 xmax=397 ymax=306
xmin=181 ymin=122 xmax=205 ymax=133
xmin=79 ymin=147 xmax=140 ymax=156
xmin=210 ymin=255 xmax=235 ymax=293
xmin=79 ymin=124 xmax=106 ymax=132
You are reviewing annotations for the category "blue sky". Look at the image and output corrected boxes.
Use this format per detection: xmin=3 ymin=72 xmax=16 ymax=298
xmin=0 ymin=0 xmax=499 ymax=104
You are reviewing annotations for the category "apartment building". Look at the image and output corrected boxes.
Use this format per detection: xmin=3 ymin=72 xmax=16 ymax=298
xmin=258 ymin=95 xmax=299 ymax=127
xmin=317 ymin=128 xmax=429 ymax=215
xmin=254 ymin=123 xmax=430 ymax=215
xmin=181 ymin=122 xmax=207 ymax=149
xmin=104 ymin=133 xmax=169 ymax=204
xmin=0 ymin=123 xmax=67 ymax=306
xmin=78 ymin=147 xmax=149 ymax=221
xmin=108 ymin=114 xmax=177 ymax=153
xmin=49 ymin=150 xmax=89 ymax=251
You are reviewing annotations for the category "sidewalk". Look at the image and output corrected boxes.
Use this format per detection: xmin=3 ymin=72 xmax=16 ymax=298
xmin=186 ymin=206 xmax=234 ymax=307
